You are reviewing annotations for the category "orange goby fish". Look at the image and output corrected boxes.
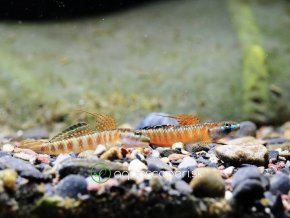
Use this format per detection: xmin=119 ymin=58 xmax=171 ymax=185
xmin=134 ymin=114 xmax=240 ymax=147
xmin=20 ymin=113 xmax=150 ymax=155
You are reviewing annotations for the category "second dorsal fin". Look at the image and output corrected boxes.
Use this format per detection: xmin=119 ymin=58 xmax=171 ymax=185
xmin=157 ymin=114 xmax=200 ymax=126
xmin=76 ymin=110 xmax=117 ymax=131
xmin=49 ymin=122 xmax=93 ymax=142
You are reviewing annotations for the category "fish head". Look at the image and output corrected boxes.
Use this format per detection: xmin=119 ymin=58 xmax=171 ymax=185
xmin=208 ymin=121 xmax=240 ymax=140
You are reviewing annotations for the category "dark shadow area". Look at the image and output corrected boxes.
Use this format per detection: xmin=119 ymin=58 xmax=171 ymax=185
xmin=0 ymin=0 xmax=165 ymax=20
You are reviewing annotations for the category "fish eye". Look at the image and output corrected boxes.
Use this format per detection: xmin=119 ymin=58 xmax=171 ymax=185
xmin=224 ymin=122 xmax=231 ymax=127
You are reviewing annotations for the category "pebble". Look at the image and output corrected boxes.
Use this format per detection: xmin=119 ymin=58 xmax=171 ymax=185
xmin=147 ymin=157 xmax=171 ymax=172
xmin=264 ymin=191 xmax=285 ymax=217
xmin=270 ymin=173 xmax=290 ymax=195
xmin=77 ymin=150 xmax=95 ymax=158
xmin=0 ymin=169 xmax=17 ymax=191
xmin=151 ymin=150 xmax=160 ymax=158
xmin=225 ymin=136 xmax=266 ymax=146
xmin=178 ymin=156 xmax=197 ymax=172
xmin=13 ymin=152 xmax=36 ymax=164
xmin=94 ymin=144 xmax=107 ymax=156
xmin=232 ymin=179 xmax=265 ymax=204
xmin=55 ymin=175 xmax=88 ymax=198
xmin=268 ymin=150 xmax=279 ymax=163
xmin=190 ymin=168 xmax=225 ymax=198
xmin=57 ymin=158 xmax=127 ymax=179
xmin=223 ymin=166 xmax=235 ymax=178
xmin=234 ymin=121 xmax=257 ymax=137
xmin=215 ymin=144 xmax=268 ymax=166
xmin=0 ymin=156 xmax=44 ymax=180
xmin=1 ymin=144 xmax=15 ymax=153
xmin=100 ymin=147 xmax=122 ymax=161
xmin=267 ymin=138 xmax=290 ymax=144
xmin=0 ymin=151 xmax=10 ymax=157
xmin=160 ymin=149 xmax=180 ymax=157
xmin=172 ymin=142 xmax=184 ymax=150
xmin=173 ymin=180 xmax=192 ymax=194
xmin=161 ymin=157 xmax=169 ymax=164
xmin=231 ymin=166 xmax=266 ymax=204
xmin=162 ymin=171 xmax=174 ymax=182
xmin=256 ymin=126 xmax=275 ymax=139
xmin=136 ymin=112 xmax=178 ymax=129
xmin=128 ymin=159 xmax=148 ymax=172
xmin=149 ymin=175 xmax=163 ymax=191
xmin=232 ymin=166 xmax=265 ymax=189
xmin=168 ymin=153 xmax=186 ymax=161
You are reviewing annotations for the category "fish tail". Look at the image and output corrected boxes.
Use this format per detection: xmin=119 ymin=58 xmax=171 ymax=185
xmin=19 ymin=140 xmax=48 ymax=153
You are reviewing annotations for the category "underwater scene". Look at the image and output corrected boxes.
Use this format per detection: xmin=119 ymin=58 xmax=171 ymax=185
xmin=0 ymin=0 xmax=290 ymax=217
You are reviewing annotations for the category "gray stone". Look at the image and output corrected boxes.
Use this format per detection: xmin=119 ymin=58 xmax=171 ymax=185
xmin=0 ymin=156 xmax=45 ymax=180
xmin=56 ymin=175 xmax=88 ymax=198
xmin=57 ymin=157 xmax=127 ymax=179
xmin=270 ymin=173 xmax=290 ymax=195
xmin=178 ymin=156 xmax=197 ymax=172
xmin=174 ymin=180 xmax=192 ymax=195
xmin=146 ymin=157 xmax=171 ymax=172
xmin=235 ymin=121 xmax=257 ymax=137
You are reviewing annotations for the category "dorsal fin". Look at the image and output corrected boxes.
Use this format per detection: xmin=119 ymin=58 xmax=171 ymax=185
xmin=139 ymin=124 xmax=176 ymax=130
xmin=157 ymin=114 xmax=200 ymax=126
xmin=49 ymin=122 xmax=93 ymax=142
xmin=76 ymin=110 xmax=117 ymax=131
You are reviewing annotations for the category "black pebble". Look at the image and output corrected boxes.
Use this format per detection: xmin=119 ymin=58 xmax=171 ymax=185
xmin=232 ymin=166 xmax=267 ymax=205
xmin=270 ymin=173 xmax=290 ymax=195
xmin=55 ymin=175 xmax=88 ymax=198
xmin=232 ymin=179 xmax=265 ymax=204
xmin=160 ymin=149 xmax=181 ymax=157
xmin=264 ymin=191 xmax=285 ymax=218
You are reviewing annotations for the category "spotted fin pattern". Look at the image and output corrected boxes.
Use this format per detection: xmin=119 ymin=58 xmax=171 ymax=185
xmin=49 ymin=122 xmax=93 ymax=143
xmin=157 ymin=114 xmax=200 ymax=126
xmin=76 ymin=110 xmax=117 ymax=131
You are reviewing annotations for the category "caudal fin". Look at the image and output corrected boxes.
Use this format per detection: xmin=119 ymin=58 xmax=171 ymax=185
xmin=19 ymin=140 xmax=48 ymax=153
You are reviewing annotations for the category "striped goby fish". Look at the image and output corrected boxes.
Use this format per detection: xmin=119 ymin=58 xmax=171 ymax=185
xmin=21 ymin=128 xmax=150 ymax=155
xmin=134 ymin=121 xmax=240 ymax=147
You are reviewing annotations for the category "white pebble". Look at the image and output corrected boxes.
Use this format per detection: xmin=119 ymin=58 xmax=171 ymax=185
xmin=2 ymin=144 xmax=15 ymax=153
xmin=94 ymin=144 xmax=107 ymax=156
xmin=225 ymin=191 xmax=233 ymax=200
xmin=172 ymin=142 xmax=184 ymax=150
xmin=151 ymin=150 xmax=160 ymax=158
xmin=161 ymin=157 xmax=169 ymax=164
xmin=128 ymin=159 xmax=148 ymax=172
xmin=223 ymin=166 xmax=235 ymax=177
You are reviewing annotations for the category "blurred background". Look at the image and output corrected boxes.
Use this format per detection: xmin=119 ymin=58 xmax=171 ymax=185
xmin=0 ymin=0 xmax=289 ymax=132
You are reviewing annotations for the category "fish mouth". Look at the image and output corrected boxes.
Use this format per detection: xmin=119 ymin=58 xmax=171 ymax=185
xmin=231 ymin=123 xmax=240 ymax=131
